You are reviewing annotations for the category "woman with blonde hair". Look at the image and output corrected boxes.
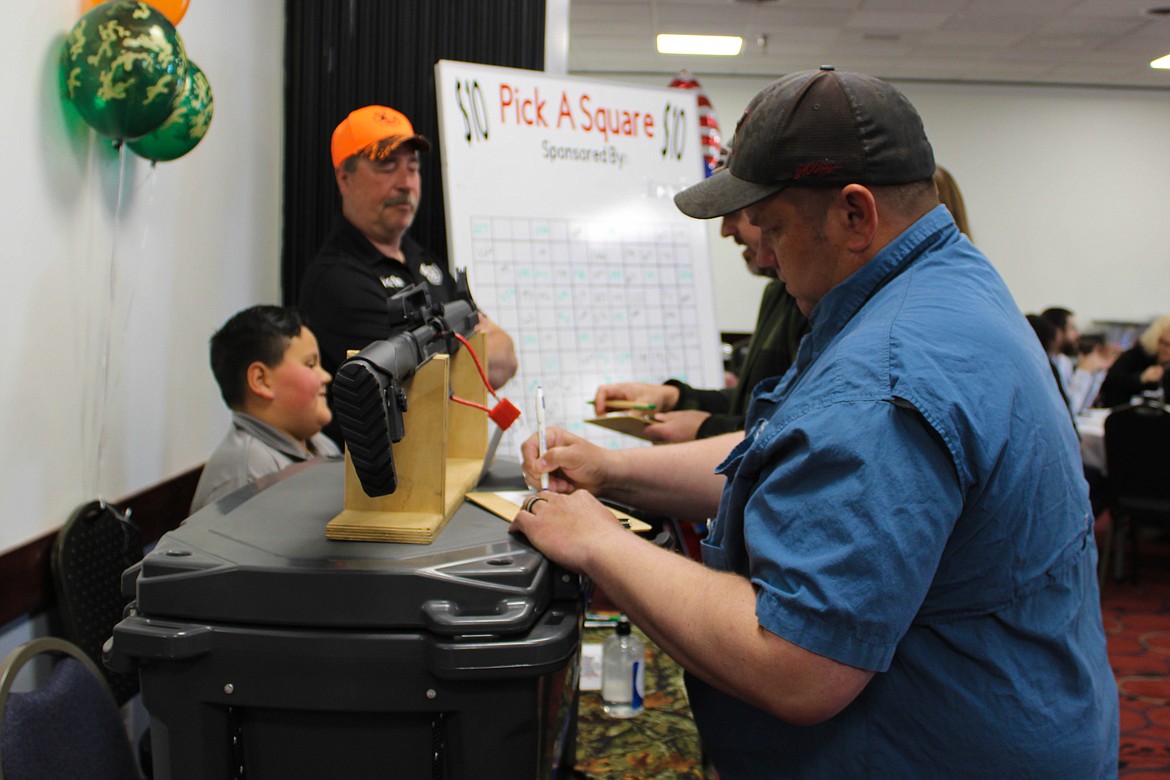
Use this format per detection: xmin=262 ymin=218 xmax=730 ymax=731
xmin=933 ymin=165 xmax=971 ymax=238
xmin=1099 ymin=315 xmax=1170 ymax=407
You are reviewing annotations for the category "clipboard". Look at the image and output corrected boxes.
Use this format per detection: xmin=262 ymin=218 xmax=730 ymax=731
xmin=465 ymin=490 xmax=652 ymax=533
xmin=585 ymin=411 xmax=658 ymax=441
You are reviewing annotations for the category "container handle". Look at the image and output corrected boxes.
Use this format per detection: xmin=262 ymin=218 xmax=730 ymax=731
xmin=422 ymin=598 xmax=535 ymax=633
xmin=104 ymin=616 xmax=213 ymax=672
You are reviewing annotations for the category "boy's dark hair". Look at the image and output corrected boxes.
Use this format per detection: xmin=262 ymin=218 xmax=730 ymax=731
xmin=210 ymin=305 xmax=305 ymax=409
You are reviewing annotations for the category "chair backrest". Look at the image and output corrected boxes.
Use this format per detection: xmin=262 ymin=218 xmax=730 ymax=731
xmin=1104 ymin=402 xmax=1170 ymax=513
xmin=0 ymin=637 xmax=140 ymax=780
xmin=50 ymin=501 xmax=144 ymax=706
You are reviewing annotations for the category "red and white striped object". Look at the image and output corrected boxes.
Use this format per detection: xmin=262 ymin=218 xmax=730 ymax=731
xmin=667 ymin=70 xmax=722 ymax=178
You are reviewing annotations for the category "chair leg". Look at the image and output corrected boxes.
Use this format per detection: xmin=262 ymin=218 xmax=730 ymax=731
xmin=1102 ymin=511 xmax=1130 ymax=584
xmin=1099 ymin=515 xmax=1114 ymax=590
xmin=1128 ymin=516 xmax=1140 ymax=584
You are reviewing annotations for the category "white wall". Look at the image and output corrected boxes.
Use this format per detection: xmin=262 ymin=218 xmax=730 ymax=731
xmin=580 ymin=72 xmax=1170 ymax=334
xmin=3 ymin=20 xmax=1166 ymax=555
xmin=0 ymin=1 xmax=283 ymax=555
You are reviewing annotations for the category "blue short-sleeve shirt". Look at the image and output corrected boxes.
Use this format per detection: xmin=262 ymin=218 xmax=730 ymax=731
xmin=688 ymin=206 xmax=1118 ymax=779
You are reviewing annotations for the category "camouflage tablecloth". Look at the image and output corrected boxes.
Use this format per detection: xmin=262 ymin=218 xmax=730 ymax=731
xmin=573 ymin=623 xmax=714 ymax=779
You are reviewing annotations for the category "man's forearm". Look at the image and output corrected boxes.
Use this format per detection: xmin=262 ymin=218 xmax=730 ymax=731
xmin=477 ymin=314 xmax=517 ymax=388
xmin=582 ymin=523 xmax=873 ymax=725
xmin=602 ymin=432 xmax=739 ymax=519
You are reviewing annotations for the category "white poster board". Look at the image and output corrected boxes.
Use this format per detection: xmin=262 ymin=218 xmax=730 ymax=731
xmin=435 ymin=60 xmax=722 ymax=451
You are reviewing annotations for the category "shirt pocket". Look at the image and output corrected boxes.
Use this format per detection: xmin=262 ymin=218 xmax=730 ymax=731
xmin=703 ymin=424 xmax=762 ymax=573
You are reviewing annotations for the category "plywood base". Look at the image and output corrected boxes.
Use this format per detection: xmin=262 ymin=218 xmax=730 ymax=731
xmin=325 ymin=333 xmax=490 ymax=544
xmin=324 ymin=458 xmax=482 ymax=543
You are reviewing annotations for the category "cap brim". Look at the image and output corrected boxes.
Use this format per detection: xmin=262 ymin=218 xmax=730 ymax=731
xmin=391 ymin=134 xmax=431 ymax=153
xmin=673 ymin=168 xmax=785 ymax=219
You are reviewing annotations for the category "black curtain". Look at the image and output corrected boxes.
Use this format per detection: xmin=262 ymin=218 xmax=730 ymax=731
xmin=282 ymin=0 xmax=546 ymax=305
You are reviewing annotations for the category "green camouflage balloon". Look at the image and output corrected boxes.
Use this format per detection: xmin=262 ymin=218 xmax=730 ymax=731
xmin=60 ymin=1 xmax=187 ymax=140
xmin=128 ymin=61 xmax=213 ymax=162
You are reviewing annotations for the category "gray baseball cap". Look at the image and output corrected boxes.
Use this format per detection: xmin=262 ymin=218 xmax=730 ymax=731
xmin=675 ymin=67 xmax=935 ymax=219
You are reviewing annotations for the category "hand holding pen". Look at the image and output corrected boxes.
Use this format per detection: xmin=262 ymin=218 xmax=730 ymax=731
xmin=591 ymin=381 xmax=680 ymax=415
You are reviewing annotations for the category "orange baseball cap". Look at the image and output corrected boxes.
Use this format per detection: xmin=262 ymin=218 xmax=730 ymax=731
xmin=330 ymin=105 xmax=431 ymax=168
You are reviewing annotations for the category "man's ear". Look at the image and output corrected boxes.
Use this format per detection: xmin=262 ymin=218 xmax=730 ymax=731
xmin=246 ymin=361 xmax=276 ymax=401
xmin=837 ymin=184 xmax=879 ymax=253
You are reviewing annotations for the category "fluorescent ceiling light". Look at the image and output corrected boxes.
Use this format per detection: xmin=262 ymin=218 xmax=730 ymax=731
xmin=1152 ymin=53 xmax=1170 ymax=69
xmin=657 ymin=34 xmax=743 ymax=56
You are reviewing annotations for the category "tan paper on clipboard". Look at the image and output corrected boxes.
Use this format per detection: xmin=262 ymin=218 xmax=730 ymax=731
xmin=465 ymin=490 xmax=652 ymax=533
xmin=585 ymin=411 xmax=658 ymax=441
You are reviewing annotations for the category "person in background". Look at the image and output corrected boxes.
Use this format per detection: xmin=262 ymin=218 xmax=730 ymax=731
xmin=190 ymin=306 xmax=341 ymax=513
xmin=1043 ymin=306 xmax=1104 ymax=413
xmin=1028 ymin=312 xmax=1113 ymax=516
xmin=300 ymin=105 xmax=517 ymax=442
xmin=1027 ymin=313 xmax=1073 ymax=411
xmin=593 ymin=161 xmax=807 ymax=442
xmin=513 ymin=67 xmax=1117 ymax=777
xmin=1042 ymin=306 xmax=1119 ymax=413
xmin=1100 ymin=314 xmax=1170 ymax=407
xmin=933 ymin=165 xmax=971 ymax=238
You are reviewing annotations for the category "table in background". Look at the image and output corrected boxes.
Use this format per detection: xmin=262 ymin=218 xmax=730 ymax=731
xmin=1077 ymin=408 xmax=1109 ymax=475
xmin=573 ymin=624 xmax=712 ymax=780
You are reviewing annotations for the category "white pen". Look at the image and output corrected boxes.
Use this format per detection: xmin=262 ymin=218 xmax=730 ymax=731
xmin=536 ymin=383 xmax=549 ymax=490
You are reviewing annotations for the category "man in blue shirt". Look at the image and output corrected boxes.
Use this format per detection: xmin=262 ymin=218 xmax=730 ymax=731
xmin=513 ymin=67 xmax=1118 ymax=778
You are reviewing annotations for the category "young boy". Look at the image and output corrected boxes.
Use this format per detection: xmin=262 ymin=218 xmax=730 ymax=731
xmin=189 ymin=305 xmax=341 ymax=513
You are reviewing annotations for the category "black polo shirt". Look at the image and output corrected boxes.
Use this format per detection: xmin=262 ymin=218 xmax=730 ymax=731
xmin=299 ymin=215 xmax=459 ymax=379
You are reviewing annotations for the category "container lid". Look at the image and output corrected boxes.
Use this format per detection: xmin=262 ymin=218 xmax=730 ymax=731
xmin=133 ymin=461 xmax=554 ymax=636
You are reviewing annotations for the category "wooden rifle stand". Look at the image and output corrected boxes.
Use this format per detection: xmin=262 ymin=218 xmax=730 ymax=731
xmin=325 ymin=331 xmax=489 ymax=544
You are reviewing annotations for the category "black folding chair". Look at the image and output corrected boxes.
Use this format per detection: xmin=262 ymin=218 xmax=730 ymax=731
xmin=1100 ymin=401 xmax=1170 ymax=584
xmin=50 ymin=500 xmax=143 ymax=706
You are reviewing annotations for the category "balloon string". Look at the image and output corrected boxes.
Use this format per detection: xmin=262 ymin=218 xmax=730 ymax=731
xmin=95 ymin=145 xmax=128 ymax=500
xmin=125 ymin=164 xmax=157 ymax=318
xmin=80 ymin=134 xmax=99 ymax=499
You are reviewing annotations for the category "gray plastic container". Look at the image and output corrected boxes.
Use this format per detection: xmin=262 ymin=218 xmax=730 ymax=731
xmin=108 ymin=461 xmax=581 ymax=780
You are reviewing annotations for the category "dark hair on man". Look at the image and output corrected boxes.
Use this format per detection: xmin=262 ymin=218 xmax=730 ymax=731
xmin=1040 ymin=307 xmax=1073 ymax=332
xmin=210 ymin=305 xmax=306 ymax=409
xmin=1027 ymin=313 xmax=1058 ymax=355
xmin=339 ymin=137 xmax=419 ymax=173
xmin=790 ymin=179 xmax=938 ymax=228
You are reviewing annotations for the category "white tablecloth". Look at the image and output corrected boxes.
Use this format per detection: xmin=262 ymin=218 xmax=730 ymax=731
xmin=1076 ymin=408 xmax=1109 ymax=474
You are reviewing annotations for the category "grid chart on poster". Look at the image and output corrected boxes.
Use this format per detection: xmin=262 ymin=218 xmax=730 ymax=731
xmin=467 ymin=214 xmax=714 ymax=453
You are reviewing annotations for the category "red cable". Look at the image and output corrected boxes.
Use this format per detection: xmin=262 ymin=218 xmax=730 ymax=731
xmin=453 ymin=331 xmax=498 ymax=399
xmin=450 ymin=394 xmax=492 ymax=413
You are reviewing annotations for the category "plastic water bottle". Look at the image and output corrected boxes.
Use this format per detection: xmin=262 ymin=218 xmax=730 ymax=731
xmin=601 ymin=616 xmax=645 ymax=717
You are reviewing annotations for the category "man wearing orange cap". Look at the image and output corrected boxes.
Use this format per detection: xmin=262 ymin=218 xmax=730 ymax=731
xmin=299 ymin=105 xmax=517 ymax=437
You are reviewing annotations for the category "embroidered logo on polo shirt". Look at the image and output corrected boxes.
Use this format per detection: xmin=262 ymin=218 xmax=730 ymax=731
xmin=420 ymin=263 xmax=444 ymax=286
xmin=380 ymin=275 xmax=406 ymax=289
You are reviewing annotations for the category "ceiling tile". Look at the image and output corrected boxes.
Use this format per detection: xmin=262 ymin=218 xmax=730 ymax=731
xmin=571 ymin=3 xmax=652 ymax=22
xmin=845 ymin=10 xmax=953 ymax=31
xmin=963 ymin=0 xmax=1080 ymax=12
xmin=747 ymin=7 xmax=856 ymax=28
xmin=858 ymin=0 xmax=967 ymax=10
xmin=779 ymin=0 xmax=863 ymax=10
xmin=939 ymin=13 xmax=1048 ymax=35
xmin=1037 ymin=16 xmax=1147 ymax=36
xmin=1070 ymin=0 xmax=1166 ymax=17
xmin=567 ymin=0 xmax=1170 ymax=89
